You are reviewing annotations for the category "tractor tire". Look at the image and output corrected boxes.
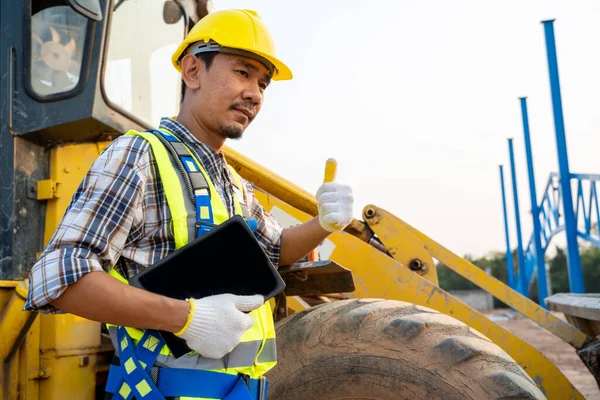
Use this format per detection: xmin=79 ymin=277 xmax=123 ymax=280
xmin=266 ymin=299 xmax=545 ymax=400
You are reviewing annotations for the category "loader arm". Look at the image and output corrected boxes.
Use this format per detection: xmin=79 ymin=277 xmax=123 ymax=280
xmin=223 ymin=145 xmax=592 ymax=399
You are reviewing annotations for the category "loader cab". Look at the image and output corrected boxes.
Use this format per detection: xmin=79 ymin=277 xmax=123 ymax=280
xmin=5 ymin=0 xmax=188 ymax=144
xmin=0 ymin=0 xmax=189 ymax=280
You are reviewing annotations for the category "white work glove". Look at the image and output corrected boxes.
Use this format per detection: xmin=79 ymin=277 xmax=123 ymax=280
xmin=316 ymin=182 xmax=354 ymax=232
xmin=176 ymin=293 xmax=264 ymax=359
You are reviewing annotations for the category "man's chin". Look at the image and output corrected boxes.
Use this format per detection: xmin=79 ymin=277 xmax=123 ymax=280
xmin=226 ymin=132 xmax=243 ymax=140
xmin=219 ymin=123 xmax=246 ymax=140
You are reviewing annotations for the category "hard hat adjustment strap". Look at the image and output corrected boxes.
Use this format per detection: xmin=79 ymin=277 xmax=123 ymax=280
xmin=186 ymin=41 xmax=275 ymax=78
xmin=186 ymin=41 xmax=222 ymax=57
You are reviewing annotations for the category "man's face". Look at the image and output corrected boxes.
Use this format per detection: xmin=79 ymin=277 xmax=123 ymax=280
xmin=192 ymin=53 xmax=271 ymax=140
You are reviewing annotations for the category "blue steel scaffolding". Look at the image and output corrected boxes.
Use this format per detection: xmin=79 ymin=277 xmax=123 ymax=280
xmin=500 ymin=20 xmax=600 ymax=305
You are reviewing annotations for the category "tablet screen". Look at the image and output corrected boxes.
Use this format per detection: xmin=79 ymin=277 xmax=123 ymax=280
xmin=131 ymin=215 xmax=285 ymax=302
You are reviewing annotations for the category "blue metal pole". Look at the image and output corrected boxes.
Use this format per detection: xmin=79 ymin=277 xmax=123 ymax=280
xmin=508 ymin=139 xmax=529 ymax=296
xmin=542 ymin=20 xmax=584 ymax=293
xmin=499 ymin=165 xmax=515 ymax=289
xmin=520 ymin=97 xmax=549 ymax=307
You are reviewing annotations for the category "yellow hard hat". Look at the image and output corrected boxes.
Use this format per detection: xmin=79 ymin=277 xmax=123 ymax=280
xmin=171 ymin=9 xmax=292 ymax=81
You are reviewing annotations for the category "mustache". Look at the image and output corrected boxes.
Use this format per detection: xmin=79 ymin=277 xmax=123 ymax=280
xmin=230 ymin=102 xmax=257 ymax=119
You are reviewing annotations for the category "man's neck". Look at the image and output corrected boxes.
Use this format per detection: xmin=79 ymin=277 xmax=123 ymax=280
xmin=175 ymin=109 xmax=225 ymax=153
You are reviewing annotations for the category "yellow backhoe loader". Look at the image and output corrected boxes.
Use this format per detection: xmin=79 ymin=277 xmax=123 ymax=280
xmin=1 ymin=1 xmax=599 ymax=399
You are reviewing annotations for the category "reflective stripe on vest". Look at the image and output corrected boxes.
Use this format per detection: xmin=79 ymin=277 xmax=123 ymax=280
xmin=106 ymin=128 xmax=276 ymax=381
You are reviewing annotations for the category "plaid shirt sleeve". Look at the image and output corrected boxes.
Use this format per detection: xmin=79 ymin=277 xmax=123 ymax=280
xmin=24 ymin=136 xmax=151 ymax=314
xmin=241 ymin=180 xmax=284 ymax=267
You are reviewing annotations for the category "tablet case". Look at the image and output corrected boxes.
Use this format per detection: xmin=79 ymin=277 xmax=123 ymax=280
xmin=129 ymin=215 xmax=286 ymax=358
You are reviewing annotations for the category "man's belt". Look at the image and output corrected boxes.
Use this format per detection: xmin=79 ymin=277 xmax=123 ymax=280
xmin=106 ymin=364 xmax=268 ymax=399
xmin=105 ymin=326 xmax=268 ymax=400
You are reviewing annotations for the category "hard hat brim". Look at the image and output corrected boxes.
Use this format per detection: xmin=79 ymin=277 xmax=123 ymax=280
xmin=239 ymin=47 xmax=292 ymax=81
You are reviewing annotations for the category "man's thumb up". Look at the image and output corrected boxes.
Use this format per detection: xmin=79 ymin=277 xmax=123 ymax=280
xmin=316 ymin=158 xmax=354 ymax=233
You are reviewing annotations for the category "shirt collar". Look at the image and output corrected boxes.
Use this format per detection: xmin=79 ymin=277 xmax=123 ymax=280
xmin=158 ymin=117 xmax=226 ymax=180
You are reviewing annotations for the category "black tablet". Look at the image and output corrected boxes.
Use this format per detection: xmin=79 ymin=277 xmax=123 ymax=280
xmin=129 ymin=215 xmax=286 ymax=358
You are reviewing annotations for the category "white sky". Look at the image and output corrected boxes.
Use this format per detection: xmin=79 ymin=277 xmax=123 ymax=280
xmin=110 ymin=1 xmax=600 ymax=259
xmin=201 ymin=0 xmax=600 ymax=259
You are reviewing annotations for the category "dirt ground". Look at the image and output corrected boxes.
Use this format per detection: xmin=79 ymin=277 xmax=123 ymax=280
xmin=482 ymin=309 xmax=599 ymax=400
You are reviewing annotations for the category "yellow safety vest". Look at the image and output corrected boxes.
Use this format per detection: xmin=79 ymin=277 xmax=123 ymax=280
xmin=106 ymin=129 xmax=277 ymax=395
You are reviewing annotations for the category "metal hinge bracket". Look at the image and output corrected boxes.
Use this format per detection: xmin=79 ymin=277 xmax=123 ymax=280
xmin=27 ymin=179 xmax=59 ymax=200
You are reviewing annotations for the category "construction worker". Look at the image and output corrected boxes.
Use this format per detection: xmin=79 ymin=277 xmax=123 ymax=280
xmin=23 ymin=8 xmax=354 ymax=400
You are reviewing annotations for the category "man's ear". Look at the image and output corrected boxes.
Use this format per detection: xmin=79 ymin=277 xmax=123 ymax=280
xmin=181 ymin=54 xmax=202 ymax=92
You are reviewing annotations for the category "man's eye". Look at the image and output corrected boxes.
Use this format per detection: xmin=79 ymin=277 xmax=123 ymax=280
xmin=237 ymin=70 xmax=249 ymax=78
xmin=259 ymin=83 xmax=267 ymax=90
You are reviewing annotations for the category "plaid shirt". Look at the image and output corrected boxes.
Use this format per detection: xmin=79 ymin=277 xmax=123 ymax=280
xmin=24 ymin=118 xmax=283 ymax=313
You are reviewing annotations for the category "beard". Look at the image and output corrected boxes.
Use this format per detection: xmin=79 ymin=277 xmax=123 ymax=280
xmin=218 ymin=123 xmax=244 ymax=140
xmin=219 ymin=102 xmax=256 ymax=140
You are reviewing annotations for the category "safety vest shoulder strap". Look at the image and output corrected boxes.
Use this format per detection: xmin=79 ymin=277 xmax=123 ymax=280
xmin=126 ymin=129 xmax=190 ymax=249
xmin=152 ymin=129 xmax=211 ymax=205
xmin=147 ymin=127 xmax=251 ymax=224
